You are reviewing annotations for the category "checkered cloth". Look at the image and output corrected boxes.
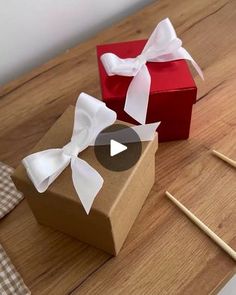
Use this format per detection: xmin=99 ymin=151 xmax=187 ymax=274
xmin=0 ymin=163 xmax=23 ymax=219
xmin=0 ymin=162 xmax=30 ymax=294
xmin=0 ymin=245 xmax=30 ymax=295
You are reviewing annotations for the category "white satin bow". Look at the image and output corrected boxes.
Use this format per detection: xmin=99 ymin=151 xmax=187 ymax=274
xmin=22 ymin=93 xmax=160 ymax=214
xmin=101 ymin=18 xmax=204 ymax=125
xmin=22 ymin=93 xmax=117 ymax=214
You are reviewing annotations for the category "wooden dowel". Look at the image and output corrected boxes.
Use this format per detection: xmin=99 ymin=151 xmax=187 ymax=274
xmin=165 ymin=191 xmax=236 ymax=261
xmin=212 ymin=149 xmax=236 ymax=168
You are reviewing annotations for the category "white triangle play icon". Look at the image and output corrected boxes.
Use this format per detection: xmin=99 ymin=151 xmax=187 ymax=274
xmin=110 ymin=139 xmax=127 ymax=157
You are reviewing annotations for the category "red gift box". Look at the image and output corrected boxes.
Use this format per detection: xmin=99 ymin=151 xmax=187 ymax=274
xmin=97 ymin=39 xmax=197 ymax=142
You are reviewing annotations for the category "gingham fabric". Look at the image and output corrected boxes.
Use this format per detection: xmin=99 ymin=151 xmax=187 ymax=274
xmin=0 ymin=162 xmax=23 ymax=219
xmin=0 ymin=162 xmax=30 ymax=294
xmin=0 ymin=245 xmax=30 ymax=295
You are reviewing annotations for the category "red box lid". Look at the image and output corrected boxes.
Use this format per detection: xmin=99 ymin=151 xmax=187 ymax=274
xmin=97 ymin=39 xmax=197 ymax=102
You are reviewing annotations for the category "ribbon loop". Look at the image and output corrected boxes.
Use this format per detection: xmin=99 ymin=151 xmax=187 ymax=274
xmin=22 ymin=149 xmax=71 ymax=193
xmin=100 ymin=18 xmax=204 ymax=124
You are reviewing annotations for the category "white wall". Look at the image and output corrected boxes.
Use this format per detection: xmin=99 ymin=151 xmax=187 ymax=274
xmin=0 ymin=0 xmax=154 ymax=85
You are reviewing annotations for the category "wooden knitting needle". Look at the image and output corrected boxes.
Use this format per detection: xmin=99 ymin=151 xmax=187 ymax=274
xmin=165 ymin=191 xmax=236 ymax=261
xmin=212 ymin=149 xmax=236 ymax=168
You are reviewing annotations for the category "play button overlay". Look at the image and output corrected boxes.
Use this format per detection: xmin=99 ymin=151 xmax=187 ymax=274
xmin=110 ymin=140 xmax=127 ymax=157
xmin=94 ymin=124 xmax=142 ymax=171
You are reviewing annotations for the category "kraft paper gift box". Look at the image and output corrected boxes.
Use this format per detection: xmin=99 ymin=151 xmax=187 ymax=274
xmin=12 ymin=101 xmax=158 ymax=255
xmin=96 ymin=18 xmax=203 ymax=142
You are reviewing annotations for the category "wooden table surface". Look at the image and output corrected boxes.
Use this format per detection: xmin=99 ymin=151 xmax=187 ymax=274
xmin=0 ymin=0 xmax=235 ymax=294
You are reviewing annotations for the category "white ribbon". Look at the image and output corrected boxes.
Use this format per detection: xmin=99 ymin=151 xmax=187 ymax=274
xmin=22 ymin=93 xmax=160 ymax=214
xmin=101 ymin=18 xmax=204 ymax=125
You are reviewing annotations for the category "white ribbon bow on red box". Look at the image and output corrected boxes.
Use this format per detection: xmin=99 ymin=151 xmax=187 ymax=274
xmin=101 ymin=18 xmax=204 ymax=125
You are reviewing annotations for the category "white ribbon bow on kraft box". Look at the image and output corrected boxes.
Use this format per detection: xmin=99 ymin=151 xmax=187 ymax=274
xmin=22 ymin=93 xmax=160 ymax=214
xmin=100 ymin=18 xmax=204 ymax=125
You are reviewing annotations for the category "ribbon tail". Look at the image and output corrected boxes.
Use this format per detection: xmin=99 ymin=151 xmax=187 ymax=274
xmin=190 ymin=58 xmax=204 ymax=81
xmin=124 ymin=64 xmax=151 ymax=125
xmin=177 ymin=47 xmax=204 ymax=80
xmin=131 ymin=122 xmax=161 ymax=141
xmin=89 ymin=122 xmax=160 ymax=146
xmin=71 ymin=156 xmax=103 ymax=214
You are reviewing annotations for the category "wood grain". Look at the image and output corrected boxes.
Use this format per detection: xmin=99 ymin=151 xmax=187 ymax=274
xmin=68 ymin=131 xmax=236 ymax=295
xmin=0 ymin=0 xmax=235 ymax=294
